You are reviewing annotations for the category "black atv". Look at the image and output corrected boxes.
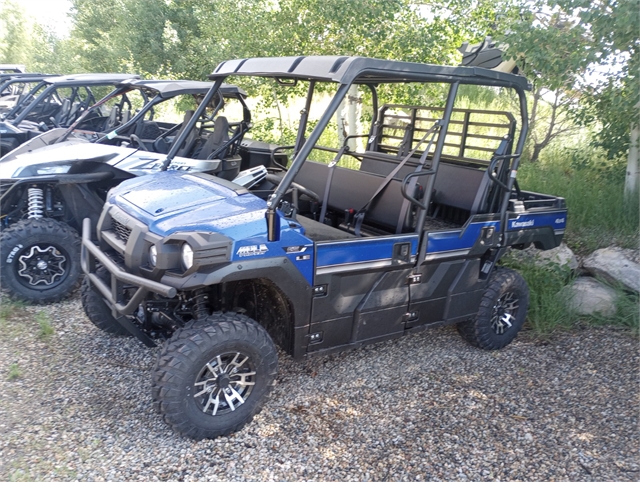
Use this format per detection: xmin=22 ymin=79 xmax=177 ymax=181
xmin=0 ymin=73 xmax=58 ymax=116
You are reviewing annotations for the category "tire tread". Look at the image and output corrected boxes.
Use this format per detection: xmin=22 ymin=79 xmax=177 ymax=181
xmin=457 ymin=267 xmax=529 ymax=350
xmin=151 ymin=312 xmax=278 ymax=440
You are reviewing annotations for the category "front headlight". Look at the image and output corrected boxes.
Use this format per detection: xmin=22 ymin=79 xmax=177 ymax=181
xmin=148 ymin=245 xmax=157 ymax=267
xmin=181 ymin=243 xmax=194 ymax=270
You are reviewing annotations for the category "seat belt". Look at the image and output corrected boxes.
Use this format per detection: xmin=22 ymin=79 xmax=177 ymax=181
xmin=395 ymin=131 xmax=440 ymax=233
xmin=353 ymin=121 xmax=441 ymax=236
xmin=318 ymin=144 xmax=349 ymax=224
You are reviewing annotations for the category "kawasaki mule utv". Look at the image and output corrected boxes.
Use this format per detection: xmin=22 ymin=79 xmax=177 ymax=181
xmin=81 ymin=56 xmax=567 ymax=439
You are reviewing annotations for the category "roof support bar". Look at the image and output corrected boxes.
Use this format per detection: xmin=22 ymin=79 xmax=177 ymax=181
xmin=293 ymin=80 xmax=316 ymax=158
xmin=161 ymin=78 xmax=225 ymax=171
xmin=266 ymin=82 xmax=350 ymax=241
xmin=497 ymin=87 xmax=529 ymax=242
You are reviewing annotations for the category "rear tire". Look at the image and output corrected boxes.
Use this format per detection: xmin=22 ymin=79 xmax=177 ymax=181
xmin=0 ymin=219 xmax=81 ymax=304
xmin=152 ymin=312 xmax=278 ymax=440
xmin=457 ymin=267 xmax=529 ymax=350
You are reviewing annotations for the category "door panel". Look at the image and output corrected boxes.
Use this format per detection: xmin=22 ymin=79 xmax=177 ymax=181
xmin=409 ymin=257 xmax=486 ymax=327
xmin=307 ymin=234 xmax=418 ymax=352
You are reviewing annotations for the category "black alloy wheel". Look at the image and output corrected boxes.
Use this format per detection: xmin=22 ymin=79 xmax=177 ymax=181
xmin=0 ymin=219 xmax=81 ymax=303
xmin=152 ymin=312 xmax=278 ymax=440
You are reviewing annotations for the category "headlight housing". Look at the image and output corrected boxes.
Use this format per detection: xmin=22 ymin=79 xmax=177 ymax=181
xmin=148 ymin=245 xmax=157 ymax=267
xmin=180 ymin=243 xmax=194 ymax=270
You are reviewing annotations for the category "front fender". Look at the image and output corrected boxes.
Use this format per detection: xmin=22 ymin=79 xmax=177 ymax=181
xmin=162 ymin=256 xmax=313 ymax=329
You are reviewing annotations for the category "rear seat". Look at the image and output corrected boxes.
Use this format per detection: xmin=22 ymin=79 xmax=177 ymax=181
xmin=295 ymin=151 xmax=494 ymax=236
xmin=359 ymin=150 xmax=492 ymax=215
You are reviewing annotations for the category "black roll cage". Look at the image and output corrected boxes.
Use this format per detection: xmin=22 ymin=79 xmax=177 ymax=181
xmin=79 ymin=82 xmax=251 ymax=159
xmin=166 ymin=56 xmax=531 ymax=243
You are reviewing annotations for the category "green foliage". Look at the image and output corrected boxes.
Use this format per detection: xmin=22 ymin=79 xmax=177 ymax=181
xmin=495 ymin=0 xmax=639 ymax=159
xmin=0 ymin=300 xmax=25 ymax=330
xmin=506 ymin=142 xmax=639 ymax=334
xmin=36 ymin=311 xmax=54 ymax=340
xmin=0 ymin=0 xmax=32 ymax=65
xmin=501 ymin=254 xmax=639 ymax=335
xmin=0 ymin=1 xmax=51 ymax=70
xmin=8 ymin=363 xmax=21 ymax=381
xmin=560 ymin=0 xmax=639 ymax=158
xmin=611 ymin=290 xmax=640 ymax=333
xmin=518 ymin=145 xmax=639 ymax=256
xmin=500 ymin=5 xmax=595 ymax=89
xmin=64 ymin=0 xmax=475 ymax=80
xmin=501 ymin=255 xmax=575 ymax=333
xmin=2 ymin=0 xmax=635 ymax=167
xmin=9 ymin=468 xmax=33 ymax=482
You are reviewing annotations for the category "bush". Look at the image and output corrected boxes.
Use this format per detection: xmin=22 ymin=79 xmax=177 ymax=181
xmin=517 ymin=145 xmax=639 ymax=256
xmin=501 ymin=253 xmax=639 ymax=335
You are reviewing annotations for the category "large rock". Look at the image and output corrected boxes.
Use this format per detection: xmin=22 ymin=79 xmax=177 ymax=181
xmin=583 ymin=247 xmax=640 ymax=293
xmin=562 ymin=277 xmax=618 ymax=317
xmin=534 ymin=243 xmax=579 ymax=270
xmin=509 ymin=242 xmax=578 ymax=270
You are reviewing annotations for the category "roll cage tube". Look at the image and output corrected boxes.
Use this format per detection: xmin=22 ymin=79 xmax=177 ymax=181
xmin=4 ymin=80 xmax=47 ymax=121
xmin=94 ymin=90 xmax=170 ymax=144
xmin=496 ymin=86 xmax=529 ymax=242
xmin=203 ymin=90 xmax=226 ymax=122
xmin=266 ymin=82 xmax=351 ymax=240
xmin=363 ymin=83 xmax=379 ymax=151
xmin=412 ymin=81 xmax=459 ymax=235
xmin=56 ymin=86 xmax=136 ymax=144
xmin=160 ymin=78 xmax=226 ymax=171
xmin=292 ymin=81 xmax=316 ymax=158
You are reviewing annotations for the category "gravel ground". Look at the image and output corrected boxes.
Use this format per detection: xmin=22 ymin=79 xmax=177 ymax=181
xmin=0 ymin=296 xmax=638 ymax=481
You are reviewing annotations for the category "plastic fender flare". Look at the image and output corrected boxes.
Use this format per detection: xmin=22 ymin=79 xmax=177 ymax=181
xmin=164 ymin=256 xmax=313 ymax=329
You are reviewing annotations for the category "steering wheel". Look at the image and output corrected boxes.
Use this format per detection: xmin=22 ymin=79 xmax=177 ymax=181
xmin=264 ymin=174 xmax=321 ymax=215
xmin=288 ymin=182 xmax=320 ymax=203
xmin=129 ymin=134 xmax=151 ymax=151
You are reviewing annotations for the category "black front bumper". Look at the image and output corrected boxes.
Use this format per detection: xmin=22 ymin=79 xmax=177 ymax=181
xmin=81 ymin=218 xmax=177 ymax=317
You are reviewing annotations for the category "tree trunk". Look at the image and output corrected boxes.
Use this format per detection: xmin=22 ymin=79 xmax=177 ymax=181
xmin=625 ymin=121 xmax=639 ymax=197
xmin=346 ymin=84 xmax=359 ymax=151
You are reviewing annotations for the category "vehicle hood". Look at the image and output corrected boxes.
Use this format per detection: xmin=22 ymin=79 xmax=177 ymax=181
xmin=0 ymin=142 xmax=134 ymax=179
xmin=110 ymin=171 xmax=270 ymax=239
xmin=0 ymin=142 xmax=192 ymax=180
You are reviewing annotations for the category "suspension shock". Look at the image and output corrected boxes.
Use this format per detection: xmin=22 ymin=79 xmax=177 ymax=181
xmin=192 ymin=289 xmax=210 ymax=321
xmin=27 ymin=187 xmax=44 ymax=219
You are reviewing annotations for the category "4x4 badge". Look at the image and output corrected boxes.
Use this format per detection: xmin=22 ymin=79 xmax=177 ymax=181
xmin=236 ymin=244 xmax=268 ymax=257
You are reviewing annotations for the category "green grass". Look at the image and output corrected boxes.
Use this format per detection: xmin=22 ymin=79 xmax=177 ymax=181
xmin=502 ymin=142 xmax=639 ymax=335
xmin=501 ymin=255 xmax=576 ymax=334
xmin=1 ymin=300 xmax=57 ymax=340
xmin=0 ymin=299 xmax=25 ymax=321
xmin=517 ymin=146 xmax=639 ymax=257
xmin=502 ymin=254 xmax=639 ymax=335
xmin=592 ymin=283 xmax=640 ymax=333
xmin=10 ymin=470 xmax=33 ymax=482
xmin=0 ymin=300 xmax=26 ymax=335
xmin=7 ymin=363 xmax=21 ymax=380
xmin=36 ymin=311 xmax=54 ymax=340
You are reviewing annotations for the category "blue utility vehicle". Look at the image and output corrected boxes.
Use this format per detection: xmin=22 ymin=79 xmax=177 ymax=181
xmin=81 ymin=56 xmax=567 ymax=439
